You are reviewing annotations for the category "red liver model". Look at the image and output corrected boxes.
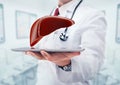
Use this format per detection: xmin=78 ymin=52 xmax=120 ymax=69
xmin=30 ymin=16 xmax=75 ymax=47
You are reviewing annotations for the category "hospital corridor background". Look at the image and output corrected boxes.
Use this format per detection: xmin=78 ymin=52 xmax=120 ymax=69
xmin=0 ymin=0 xmax=120 ymax=85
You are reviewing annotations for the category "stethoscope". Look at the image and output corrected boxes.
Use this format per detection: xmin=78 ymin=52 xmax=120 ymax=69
xmin=51 ymin=0 xmax=83 ymax=41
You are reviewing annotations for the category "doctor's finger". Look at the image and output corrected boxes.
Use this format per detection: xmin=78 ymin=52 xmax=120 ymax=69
xmin=26 ymin=51 xmax=45 ymax=60
xmin=40 ymin=51 xmax=59 ymax=61
xmin=40 ymin=51 xmax=52 ymax=60
xmin=41 ymin=51 xmax=68 ymax=62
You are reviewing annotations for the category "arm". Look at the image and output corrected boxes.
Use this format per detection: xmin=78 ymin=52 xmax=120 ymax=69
xmin=56 ymin=11 xmax=107 ymax=83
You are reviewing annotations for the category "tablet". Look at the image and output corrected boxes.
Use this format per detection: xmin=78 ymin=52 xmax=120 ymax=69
xmin=11 ymin=47 xmax=85 ymax=53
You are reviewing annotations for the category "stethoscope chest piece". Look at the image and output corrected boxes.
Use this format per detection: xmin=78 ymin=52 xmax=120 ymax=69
xmin=59 ymin=32 xmax=68 ymax=41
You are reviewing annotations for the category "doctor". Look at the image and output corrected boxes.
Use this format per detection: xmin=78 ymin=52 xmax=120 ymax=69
xmin=26 ymin=0 xmax=106 ymax=85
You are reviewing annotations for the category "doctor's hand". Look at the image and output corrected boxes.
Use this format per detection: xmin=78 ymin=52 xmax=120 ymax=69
xmin=26 ymin=51 xmax=80 ymax=66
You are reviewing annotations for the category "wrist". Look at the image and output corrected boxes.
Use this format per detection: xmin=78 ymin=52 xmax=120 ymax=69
xmin=58 ymin=60 xmax=71 ymax=71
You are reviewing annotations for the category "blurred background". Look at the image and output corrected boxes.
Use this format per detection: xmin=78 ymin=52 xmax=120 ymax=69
xmin=0 ymin=0 xmax=120 ymax=85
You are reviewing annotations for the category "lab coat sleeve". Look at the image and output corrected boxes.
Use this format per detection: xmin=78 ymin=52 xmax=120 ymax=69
xmin=55 ymin=12 xmax=107 ymax=83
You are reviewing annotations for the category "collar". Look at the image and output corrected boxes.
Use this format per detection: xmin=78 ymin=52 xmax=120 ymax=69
xmin=58 ymin=0 xmax=82 ymax=16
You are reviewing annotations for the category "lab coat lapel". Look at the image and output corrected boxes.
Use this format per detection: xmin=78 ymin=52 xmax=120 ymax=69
xmin=59 ymin=0 xmax=80 ymax=17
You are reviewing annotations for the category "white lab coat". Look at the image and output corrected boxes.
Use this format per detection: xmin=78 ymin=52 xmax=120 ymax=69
xmin=36 ymin=0 xmax=106 ymax=85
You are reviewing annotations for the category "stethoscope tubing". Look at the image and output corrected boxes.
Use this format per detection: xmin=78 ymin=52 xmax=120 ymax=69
xmin=50 ymin=0 xmax=83 ymax=41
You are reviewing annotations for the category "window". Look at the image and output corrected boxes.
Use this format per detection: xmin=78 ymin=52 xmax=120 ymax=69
xmin=0 ymin=4 xmax=5 ymax=43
